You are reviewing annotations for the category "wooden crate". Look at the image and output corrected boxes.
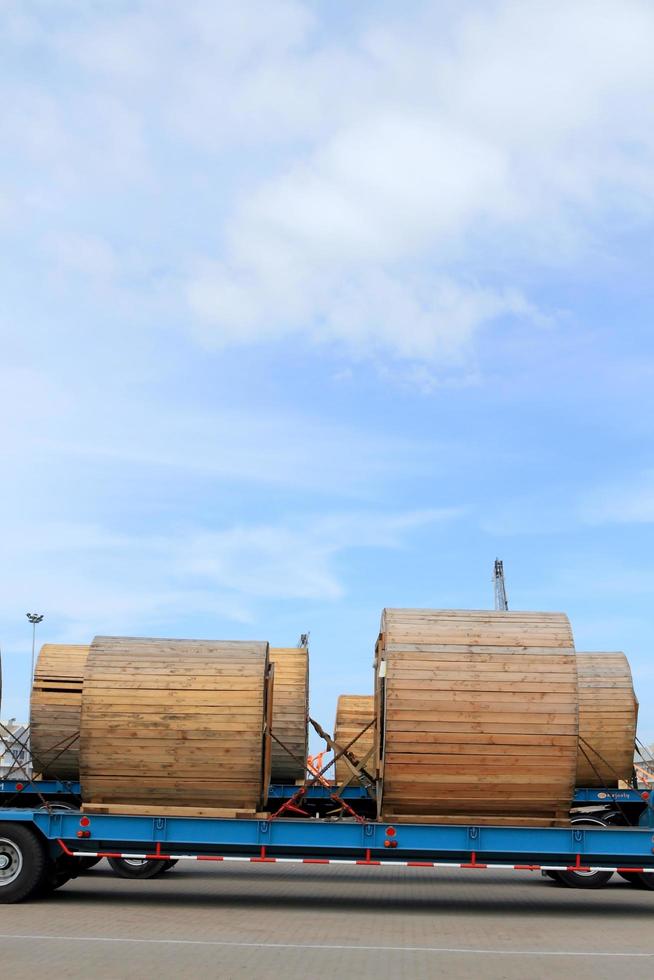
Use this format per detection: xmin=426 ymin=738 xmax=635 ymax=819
xmin=30 ymin=644 xmax=90 ymax=779
xmin=376 ymin=609 xmax=578 ymax=823
xmin=80 ymin=637 xmax=272 ymax=810
xmin=333 ymin=694 xmax=375 ymax=783
xmin=576 ymin=652 xmax=638 ymax=787
xmin=269 ymin=647 xmax=309 ymax=783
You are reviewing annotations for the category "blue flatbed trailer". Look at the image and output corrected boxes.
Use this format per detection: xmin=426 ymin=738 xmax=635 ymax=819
xmin=2 ymin=779 xmax=647 ymax=805
xmin=2 ymin=781 xmax=654 ymax=902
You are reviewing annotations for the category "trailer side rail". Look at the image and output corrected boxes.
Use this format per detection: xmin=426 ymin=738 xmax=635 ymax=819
xmin=2 ymin=807 xmax=654 ymax=874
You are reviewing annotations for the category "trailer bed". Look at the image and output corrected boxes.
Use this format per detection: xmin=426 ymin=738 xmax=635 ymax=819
xmin=2 ymin=782 xmax=653 ymax=901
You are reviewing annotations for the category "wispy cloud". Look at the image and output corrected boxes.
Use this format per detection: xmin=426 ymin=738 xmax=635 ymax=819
xmin=3 ymin=1 xmax=653 ymax=374
xmin=580 ymin=469 xmax=654 ymax=525
xmin=0 ymin=507 xmax=460 ymax=637
xmin=183 ymin=0 xmax=654 ymax=364
xmin=0 ymin=362 xmax=436 ymax=499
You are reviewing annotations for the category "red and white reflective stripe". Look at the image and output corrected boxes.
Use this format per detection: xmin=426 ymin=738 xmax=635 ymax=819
xmin=55 ymin=842 xmax=652 ymax=874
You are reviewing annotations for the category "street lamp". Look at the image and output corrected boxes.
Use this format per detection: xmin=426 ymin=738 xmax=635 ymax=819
xmin=26 ymin=613 xmax=44 ymax=684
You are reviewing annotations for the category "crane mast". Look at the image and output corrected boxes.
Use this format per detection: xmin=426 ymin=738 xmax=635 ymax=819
xmin=493 ymin=558 xmax=509 ymax=611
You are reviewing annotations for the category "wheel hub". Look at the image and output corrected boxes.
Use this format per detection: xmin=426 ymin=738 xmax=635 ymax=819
xmin=0 ymin=839 xmax=23 ymax=886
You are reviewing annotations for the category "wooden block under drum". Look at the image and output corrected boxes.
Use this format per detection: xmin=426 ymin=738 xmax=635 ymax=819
xmin=82 ymin=803 xmax=260 ymax=819
xmin=381 ymin=813 xmax=570 ymax=827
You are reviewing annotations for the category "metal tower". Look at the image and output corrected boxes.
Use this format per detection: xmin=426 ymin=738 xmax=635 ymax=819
xmin=493 ymin=559 xmax=509 ymax=611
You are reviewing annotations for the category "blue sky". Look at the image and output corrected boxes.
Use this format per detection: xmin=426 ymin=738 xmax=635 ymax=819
xmin=1 ymin=0 xmax=653 ymax=749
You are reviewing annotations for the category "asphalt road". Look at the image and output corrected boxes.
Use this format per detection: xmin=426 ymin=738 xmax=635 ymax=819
xmin=2 ymin=862 xmax=653 ymax=979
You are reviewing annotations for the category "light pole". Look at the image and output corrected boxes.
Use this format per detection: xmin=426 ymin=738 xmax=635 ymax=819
xmin=26 ymin=613 xmax=44 ymax=684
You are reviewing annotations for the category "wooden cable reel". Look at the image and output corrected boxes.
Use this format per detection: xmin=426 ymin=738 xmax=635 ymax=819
xmin=269 ymin=647 xmax=309 ymax=783
xmin=80 ymin=637 xmax=273 ymax=811
xmin=576 ymin=652 xmax=638 ymax=787
xmin=333 ymin=695 xmax=375 ymax=783
xmin=376 ymin=609 xmax=579 ymax=824
xmin=30 ymin=644 xmax=90 ymax=779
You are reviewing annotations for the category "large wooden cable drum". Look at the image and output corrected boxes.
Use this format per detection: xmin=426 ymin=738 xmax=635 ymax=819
xmin=30 ymin=644 xmax=90 ymax=779
xmin=376 ymin=609 xmax=579 ymax=823
xmin=576 ymin=652 xmax=637 ymax=787
xmin=333 ymin=695 xmax=375 ymax=783
xmin=269 ymin=647 xmax=309 ymax=782
xmin=80 ymin=637 xmax=272 ymax=810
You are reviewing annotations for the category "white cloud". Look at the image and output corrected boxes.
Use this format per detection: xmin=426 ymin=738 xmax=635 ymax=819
xmin=185 ymin=104 xmax=536 ymax=360
xmin=188 ymin=265 xmax=533 ymax=361
xmin=4 ymin=0 xmax=653 ymax=370
xmin=182 ymin=507 xmax=459 ymax=600
xmin=0 ymin=84 xmax=148 ymax=200
xmin=44 ymin=231 xmax=118 ymax=283
xmin=182 ymin=0 xmax=654 ymax=363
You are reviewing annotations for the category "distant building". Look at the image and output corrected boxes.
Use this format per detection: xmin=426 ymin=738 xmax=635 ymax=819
xmin=0 ymin=720 xmax=31 ymax=779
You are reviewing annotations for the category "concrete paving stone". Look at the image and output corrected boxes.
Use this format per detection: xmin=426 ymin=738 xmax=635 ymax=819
xmin=1 ymin=863 xmax=652 ymax=979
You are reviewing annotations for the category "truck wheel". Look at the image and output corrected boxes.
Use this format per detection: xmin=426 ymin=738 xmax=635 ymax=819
xmin=77 ymin=856 xmax=102 ymax=872
xmin=0 ymin=824 xmax=47 ymax=903
xmin=38 ymin=853 xmax=86 ymax=895
xmin=162 ymin=860 xmax=178 ymax=872
xmin=617 ymin=871 xmax=654 ymax=889
xmin=554 ymin=869 xmax=614 ymax=889
xmin=38 ymin=864 xmax=72 ymax=895
xmin=107 ymin=857 xmax=169 ymax=878
xmin=552 ymin=816 xmax=614 ymax=888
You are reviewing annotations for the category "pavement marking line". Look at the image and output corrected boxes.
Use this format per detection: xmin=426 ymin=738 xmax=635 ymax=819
xmin=0 ymin=935 xmax=651 ymax=958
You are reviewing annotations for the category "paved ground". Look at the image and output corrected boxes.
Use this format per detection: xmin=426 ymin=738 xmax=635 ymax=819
xmin=2 ymin=862 xmax=653 ymax=979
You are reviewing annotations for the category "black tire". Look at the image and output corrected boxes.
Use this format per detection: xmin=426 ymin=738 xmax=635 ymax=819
xmin=107 ymin=857 xmax=169 ymax=879
xmin=161 ymin=859 xmax=178 ymax=872
xmin=37 ymin=852 xmax=83 ymax=896
xmin=0 ymin=823 xmax=48 ymax=903
xmin=617 ymin=871 xmax=654 ymax=889
xmin=554 ymin=816 xmax=614 ymax=889
xmin=76 ymin=856 xmax=102 ymax=872
xmin=49 ymin=870 xmax=72 ymax=891
xmin=555 ymin=870 xmax=614 ymax=889
xmin=38 ymin=866 xmax=72 ymax=895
